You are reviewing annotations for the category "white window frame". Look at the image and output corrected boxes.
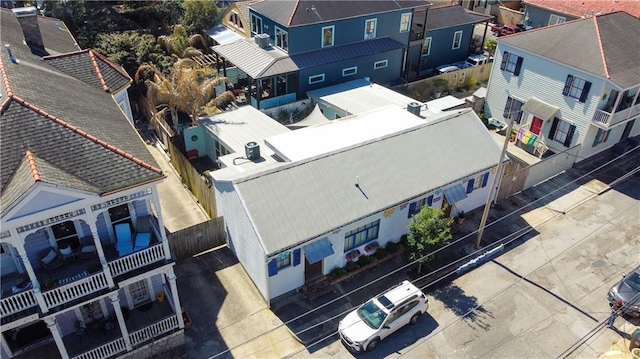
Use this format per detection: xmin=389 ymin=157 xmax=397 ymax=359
xmin=548 ymin=14 xmax=566 ymax=25
xmin=250 ymin=14 xmax=262 ymax=34
xmin=365 ymin=18 xmax=377 ymax=39
xmin=505 ymin=53 xmax=520 ymax=73
xmin=422 ymin=37 xmax=432 ymax=56
xmin=309 ymin=73 xmax=325 ymax=84
xmin=322 ymin=25 xmax=334 ymax=47
xmin=400 ymin=13 xmax=411 ymax=32
xmin=275 ymin=26 xmax=288 ymax=51
xmin=452 ymin=30 xmax=463 ymax=50
xmin=553 ymin=119 xmax=572 ymax=144
xmin=342 ymin=66 xmax=357 ymax=77
xmin=276 ymin=251 xmax=291 ymax=269
xmin=567 ymin=76 xmax=586 ymax=100
xmin=374 ymin=60 xmax=388 ymax=69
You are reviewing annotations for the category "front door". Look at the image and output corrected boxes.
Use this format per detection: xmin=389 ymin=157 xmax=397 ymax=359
xmin=530 ymin=117 xmax=543 ymax=135
xmin=621 ymin=119 xmax=635 ymax=142
xmin=129 ymin=279 xmax=151 ymax=308
xmin=304 ymin=257 xmax=323 ymax=282
xmin=442 ymin=197 xmax=452 ymax=218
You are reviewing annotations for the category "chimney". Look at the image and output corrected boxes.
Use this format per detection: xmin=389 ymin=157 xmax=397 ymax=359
xmin=12 ymin=7 xmax=44 ymax=50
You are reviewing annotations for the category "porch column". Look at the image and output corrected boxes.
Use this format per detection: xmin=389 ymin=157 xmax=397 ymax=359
xmin=44 ymin=317 xmax=69 ymax=359
xmin=151 ymin=192 xmax=172 ymax=261
xmin=85 ymin=209 xmax=115 ymax=288
xmin=109 ymin=293 xmax=132 ymax=350
xmin=167 ymin=268 xmax=184 ymax=328
xmin=0 ymin=333 xmax=12 ymax=359
xmin=13 ymin=233 xmax=48 ymax=313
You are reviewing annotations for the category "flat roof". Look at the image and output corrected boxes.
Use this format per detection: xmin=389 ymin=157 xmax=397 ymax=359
xmin=264 ymin=106 xmax=427 ymax=162
xmin=199 ymin=106 xmax=291 ymax=175
xmin=307 ymin=78 xmax=420 ymax=115
xmin=425 ymin=95 xmax=467 ymax=113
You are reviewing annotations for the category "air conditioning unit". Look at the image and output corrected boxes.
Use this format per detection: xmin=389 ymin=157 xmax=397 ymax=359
xmin=407 ymin=102 xmax=421 ymax=116
xmin=255 ymin=33 xmax=270 ymax=49
xmin=245 ymin=141 xmax=260 ymax=160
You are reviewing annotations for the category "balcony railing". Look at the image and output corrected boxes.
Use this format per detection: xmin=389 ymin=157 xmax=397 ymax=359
xmin=0 ymin=289 xmax=37 ymax=318
xmin=592 ymin=104 xmax=640 ymax=128
xmin=108 ymin=243 xmax=166 ymax=278
xmin=43 ymin=272 xmax=109 ymax=309
xmin=71 ymin=338 xmax=126 ymax=359
xmin=129 ymin=314 xmax=179 ymax=347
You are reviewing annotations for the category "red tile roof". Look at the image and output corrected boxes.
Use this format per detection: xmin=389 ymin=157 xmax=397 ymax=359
xmin=524 ymin=0 xmax=640 ymax=19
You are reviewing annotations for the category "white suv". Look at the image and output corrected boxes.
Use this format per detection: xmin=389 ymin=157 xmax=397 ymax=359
xmin=338 ymin=281 xmax=429 ymax=352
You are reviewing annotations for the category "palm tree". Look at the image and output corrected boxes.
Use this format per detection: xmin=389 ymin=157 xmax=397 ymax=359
xmin=135 ymin=60 xmax=235 ymax=130
xmin=157 ymin=25 xmax=210 ymax=60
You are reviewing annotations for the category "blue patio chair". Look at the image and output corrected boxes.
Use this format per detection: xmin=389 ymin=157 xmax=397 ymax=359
xmin=115 ymin=223 xmax=133 ymax=257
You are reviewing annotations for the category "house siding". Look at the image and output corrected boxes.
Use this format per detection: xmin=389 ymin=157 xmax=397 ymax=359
xmin=419 ymin=25 xmax=475 ymax=70
xmin=23 ymin=231 xmax=51 ymax=271
xmin=214 ymin=181 xmax=269 ymax=301
xmin=485 ymin=43 xmax=605 ymax=156
xmin=524 ymin=5 xmax=575 ymax=29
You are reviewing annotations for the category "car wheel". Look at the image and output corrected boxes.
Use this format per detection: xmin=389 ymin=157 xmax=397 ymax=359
xmin=366 ymin=337 xmax=380 ymax=352
xmin=410 ymin=312 xmax=421 ymax=325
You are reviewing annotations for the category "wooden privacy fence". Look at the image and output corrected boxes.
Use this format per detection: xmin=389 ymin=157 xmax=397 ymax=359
xmin=167 ymin=137 xmax=217 ymax=219
xmin=168 ymin=217 xmax=226 ymax=261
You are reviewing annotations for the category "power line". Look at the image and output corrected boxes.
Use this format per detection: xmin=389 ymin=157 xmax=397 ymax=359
xmin=208 ymin=144 xmax=639 ymax=359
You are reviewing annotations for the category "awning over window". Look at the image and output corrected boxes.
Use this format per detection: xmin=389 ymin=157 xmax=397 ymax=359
xmin=521 ymin=98 xmax=559 ymax=121
xmin=443 ymin=184 xmax=468 ymax=204
xmin=303 ymin=238 xmax=335 ymax=264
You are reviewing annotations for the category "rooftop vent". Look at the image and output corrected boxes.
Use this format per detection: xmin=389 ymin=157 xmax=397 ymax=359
xmin=245 ymin=142 xmax=260 ymax=160
xmin=407 ymin=102 xmax=421 ymax=116
xmin=255 ymin=33 xmax=270 ymax=49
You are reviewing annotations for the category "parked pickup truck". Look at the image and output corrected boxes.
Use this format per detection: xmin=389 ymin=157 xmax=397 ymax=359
xmin=491 ymin=23 xmax=530 ymax=37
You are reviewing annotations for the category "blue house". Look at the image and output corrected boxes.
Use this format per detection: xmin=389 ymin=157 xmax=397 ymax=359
xmin=409 ymin=5 xmax=492 ymax=78
xmin=212 ymin=0 xmax=430 ymax=109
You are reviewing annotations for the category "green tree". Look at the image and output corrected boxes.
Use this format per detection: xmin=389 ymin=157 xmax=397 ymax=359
xmin=94 ymin=31 xmax=173 ymax=77
xmin=182 ymin=0 xmax=219 ymax=34
xmin=484 ymin=38 xmax=497 ymax=57
xmin=406 ymin=206 xmax=453 ymax=274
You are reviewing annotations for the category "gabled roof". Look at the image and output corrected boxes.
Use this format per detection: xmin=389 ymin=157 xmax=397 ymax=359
xmin=523 ymin=0 xmax=640 ymax=19
xmin=229 ymin=108 xmax=502 ymax=254
xmin=44 ymin=50 xmax=131 ymax=93
xmin=250 ymin=0 xmax=429 ymax=27
xmin=426 ymin=5 xmax=493 ymax=31
xmin=499 ymin=11 xmax=640 ymax=88
xmin=1 ymin=9 xmax=162 ymax=214
xmin=212 ymin=38 xmax=298 ymax=78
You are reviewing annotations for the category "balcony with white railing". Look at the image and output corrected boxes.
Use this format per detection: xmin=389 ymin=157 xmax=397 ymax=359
xmin=108 ymin=243 xmax=166 ymax=278
xmin=0 ymin=289 xmax=38 ymax=320
xmin=593 ymin=103 xmax=640 ymax=129
xmin=42 ymin=272 xmax=109 ymax=309
xmin=128 ymin=315 xmax=179 ymax=347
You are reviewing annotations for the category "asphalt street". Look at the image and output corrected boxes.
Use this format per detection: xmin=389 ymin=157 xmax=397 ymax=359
xmin=286 ymin=176 xmax=640 ymax=359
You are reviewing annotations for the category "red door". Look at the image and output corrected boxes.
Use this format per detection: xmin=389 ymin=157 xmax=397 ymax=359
xmin=530 ymin=117 xmax=543 ymax=135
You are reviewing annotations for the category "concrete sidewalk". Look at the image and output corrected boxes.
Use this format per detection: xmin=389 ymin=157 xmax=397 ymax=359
xmin=271 ymin=143 xmax=640 ymax=348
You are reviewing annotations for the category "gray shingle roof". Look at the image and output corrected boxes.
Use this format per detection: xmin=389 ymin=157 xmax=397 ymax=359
xmin=426 ymin=5 xmax=493 ymax=31
xmin=499 ymin=11 xmax=640 ymax=88
xmin=291 ymin=37 xmax=405 ymax=69
xmin=251 ymin=0 xmax=429 ymax=27
xmin=231 ymin=108 xmax=502 ymax=254
xmin=1 ymin=9 xmax=162 ymax=214
xmin=44 ymin=50 xmax=131 ymax=93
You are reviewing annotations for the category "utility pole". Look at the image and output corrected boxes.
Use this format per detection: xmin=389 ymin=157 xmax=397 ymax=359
xmin=475 ymin=116 xmax=515 ymax=249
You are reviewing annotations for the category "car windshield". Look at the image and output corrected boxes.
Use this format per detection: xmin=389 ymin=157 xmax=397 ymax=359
xmin=623 ymin=272 xmax=640 ymax=292
xmin=357 ymin=300 xmax=387 ymax=329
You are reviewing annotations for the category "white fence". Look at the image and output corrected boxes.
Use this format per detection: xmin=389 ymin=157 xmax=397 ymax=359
xmin=43 ymin=272 xmax=109 ymax=309
xmin=129 ymin=315 xmax=179 ymax=347
xmin=0 ymin=289 xmax=37 ymax=318
xmin=71 ymin=338 xmax=126 ymax=359
xmin=108 ymin=244 xmax=166 ymax=277
xmin=524 ymin=144 xmax=581 ymax=189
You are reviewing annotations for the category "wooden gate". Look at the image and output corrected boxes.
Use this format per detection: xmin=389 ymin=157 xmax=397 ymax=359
xmin=497 ymin=157 xmax=529 ymax=200
xmin=167 ymin=217 xmax=226 ymax=261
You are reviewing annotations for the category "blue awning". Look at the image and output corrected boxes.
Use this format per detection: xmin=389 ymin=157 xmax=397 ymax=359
xmin=303 ymin=238 xmax=335 ymax=264
xmin=443 ymin=184 xmax=468 ymax=203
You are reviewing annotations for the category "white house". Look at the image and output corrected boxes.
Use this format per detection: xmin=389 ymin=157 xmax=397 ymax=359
xmin=484 ymin=11 xmax=640 ymax=162
xmin=1 ymin=8 xmax=183 ymax=359
xmin=212 ymin=106 xmax=504 ymax=303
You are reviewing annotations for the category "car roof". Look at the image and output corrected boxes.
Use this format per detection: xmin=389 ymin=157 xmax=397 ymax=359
xmin=377 ymin=281 xmax=422 ymax=308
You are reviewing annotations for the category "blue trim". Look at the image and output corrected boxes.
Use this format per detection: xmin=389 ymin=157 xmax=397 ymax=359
xmin=427 ymin=195 xmax=433 ymax=206
xmin=268 ymin=259 xmax=278 ymax=276
xmin=466 ymin=179 xmax=475 ymax=193
xmin=293 ymin=248 xmax=301 ymax=266
xmin=481 ymin=172 xmax=489 ymax=188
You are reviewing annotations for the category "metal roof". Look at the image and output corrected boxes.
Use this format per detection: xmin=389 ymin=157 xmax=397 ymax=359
xmin=427 ymin=5 xmax=493 ymax=31
xmin=499 ymin=12 xmax=640 ymax=89
xmin=443 ymin=184 xmax=468 ymax=203
xmin=291 ymin=37 xmax=405 ymax=69
xmin=212 ymin=38 xmax=298 ymax=79
xmin=264 ymin=105 xmax=427 ymax=162
xmin=521 ymin=98 xmax=559 ymax=120
xmin=303 ymin=237 xmax=335 ymax=264
xmin=206 ymin=24 xmax=244 ymax=45
xmin=228 ymin=108 xmax=502 ymax=254
xmin=307 ymin=78 xmax=419 ymax=115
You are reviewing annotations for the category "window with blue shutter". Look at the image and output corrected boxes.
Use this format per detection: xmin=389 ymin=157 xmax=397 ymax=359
xmin=548 ymin=117 xmax=559 ymax=140
xmin=481 ymin=172 xmax=489 ymax=188
xmin=268 ymin=259 xmax=278 ymax=276
xmin=500 ymin=51 xmax=508 ymax=70
xmin=513 ymin=57 xmax=523 ymax=76
xmin=579 ymin=82 xmax=591 ymax=103
xmin=564 ymin=124 xmax=576 ymax=147
xmin=466 ymin=179 xmax=475 ymax=193
xmin=407 ymin=202 xmax=416 ymax=218
xmin=427 ymin=195 xmax=433 ymax=206
xmin=292 ymin=249 xmax=301 ymax=266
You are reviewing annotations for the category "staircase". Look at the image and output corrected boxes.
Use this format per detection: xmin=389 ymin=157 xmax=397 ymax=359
xmin=302 ymin=276 xmax=333 ymax=301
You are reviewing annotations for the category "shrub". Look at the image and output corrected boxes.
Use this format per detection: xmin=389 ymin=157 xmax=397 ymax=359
xmin=375 ymin=248 xmax=388 ymax=260
xmin=345 ymin=261 xmax=358 ymax=272
xmin=357 ymin=255 xmax=372 ymax=267
xmin=330 ymin=266 xmax=346 ymax=278
xmin=386 ymin=241 xmax=399 ymax=253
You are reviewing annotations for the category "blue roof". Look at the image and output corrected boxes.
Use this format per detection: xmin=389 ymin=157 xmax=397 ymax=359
xmin=303 ymin=238 xmax=335 ymax=264
xmin=443 ymin=184 xmax=468 ymax=204
xmin=291 ymin=37 xmax=405 ymax=69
